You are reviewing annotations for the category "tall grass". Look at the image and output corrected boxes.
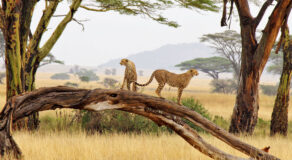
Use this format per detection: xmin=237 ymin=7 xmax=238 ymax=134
xmin=1 ymin=73 xmax=291 ymax=159
xmin=13 ymin=132 xmax=292 ymax=160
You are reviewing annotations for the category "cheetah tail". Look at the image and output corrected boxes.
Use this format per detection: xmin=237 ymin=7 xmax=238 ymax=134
xmin=135 ymin=71 xmax=155 ymax=86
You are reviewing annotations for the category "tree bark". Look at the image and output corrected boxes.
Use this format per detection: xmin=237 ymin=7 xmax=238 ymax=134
xmin=0 ymin=87 xmax=280 ymax=160
xmin=1 ymin=0 xmax=81 ymax=130
xmin=228 ymin=0 xmax=292 ymax=135
xmin=270 ymin=28 xmax=292 ymax=136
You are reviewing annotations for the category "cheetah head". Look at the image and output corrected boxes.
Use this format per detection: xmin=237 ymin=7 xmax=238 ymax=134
xmin=189 ymin=69 xmax=199 ymax=76
xmin=120 ymin=58 xmax=129 ymax=66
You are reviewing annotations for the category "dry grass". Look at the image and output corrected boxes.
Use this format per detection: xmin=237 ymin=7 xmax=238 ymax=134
xmin=1 ymin=73 xmax=292 ymax=159
xmin=14 ymin=131 xmax=292 ymax=160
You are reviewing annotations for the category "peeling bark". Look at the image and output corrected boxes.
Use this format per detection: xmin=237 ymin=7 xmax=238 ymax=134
xmin=270 ymin=27 xmax=292 ymax=136
xmin=228 ymin=0 xmax=292 ymax=135
xmin=1 ymin=0 xmax=82 ymax=130
xmin=0 ymin=87 xmax=280 ymax=160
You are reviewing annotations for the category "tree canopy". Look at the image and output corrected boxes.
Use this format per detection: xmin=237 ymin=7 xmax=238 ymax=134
xmin=200 ymin=30 xmax=241 ymax=80
xmin=81 ymin=0 xmax=219 ymax=27
xmin=176 ymin=56 xmax=232 ymax=80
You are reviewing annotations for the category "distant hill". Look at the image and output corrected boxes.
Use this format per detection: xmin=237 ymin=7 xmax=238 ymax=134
xmin=98 ymin=43 xmax=214 ymax=70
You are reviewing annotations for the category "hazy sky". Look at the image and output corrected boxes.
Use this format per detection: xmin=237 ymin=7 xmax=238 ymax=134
xmin=33 ymin=1 xmax=276 ymax=67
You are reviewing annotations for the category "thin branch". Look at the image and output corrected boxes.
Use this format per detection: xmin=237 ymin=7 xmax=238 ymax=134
xmin=53 ymin=15 xmax=88 ymax=31
xmin=80 ymin=5 xmax=112 ymax=12
xmin=28 ymin=1 xmax=59 ymax=54
xmin=38 ymin=0 xmax=82 ymax=61
xmin=254 ymin=0 xmax=274 ymax=27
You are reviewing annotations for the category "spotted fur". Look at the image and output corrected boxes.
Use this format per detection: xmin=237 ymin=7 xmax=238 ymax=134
xmin=120 ymin=58 xmax=137 ymax=92
xmin=135 ymin=69 xmax=199 ymax=105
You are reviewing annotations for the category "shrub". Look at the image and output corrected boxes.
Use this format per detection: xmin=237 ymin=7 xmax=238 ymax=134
xmin=103 ymin=78 xmax=119 ymax=89
xmin=50 ymin=73 xmax=70 ymax=80
xmin=77 ymin=68 xmax=99 ymax=81
xmin=79 ymin=76 xmax=90 ymax=82
xmin=212 ymin=115 xmax=229 ymax=130
xmin=180 ymin=98 xmax=212 ymax=132
xmin=260 ymin=84 xmax=278 ymax=96
xmin=64 ymin=82 xmax=79 ymax=87
xmin=80 ymin=110 xmax=169 ymax=134
xmin=210 ymin=79 xmax=237 ymax=94
xmin=39 ymin=110 xmax=81 ymax=132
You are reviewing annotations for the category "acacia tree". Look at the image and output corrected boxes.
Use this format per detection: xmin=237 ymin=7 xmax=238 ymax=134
xmin=270 ymin=24 xmax=292 ymax=136
xmin=200 ymin=30 xmax=241 ymax=80
xmin=221 ymin=0 xmax=292 ymax=135
xmin=0 ymin=0 xmax=217 ymax=129
xmin=176 ymin=56 xmax=232 ymax=80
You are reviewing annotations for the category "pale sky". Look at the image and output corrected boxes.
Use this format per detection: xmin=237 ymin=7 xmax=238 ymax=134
xmin=32 ymin=1 xmax=277 ymax=67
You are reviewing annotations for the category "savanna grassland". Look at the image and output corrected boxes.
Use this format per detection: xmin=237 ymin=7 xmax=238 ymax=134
xmin=1 ymin=73 xmax=292 ymax=160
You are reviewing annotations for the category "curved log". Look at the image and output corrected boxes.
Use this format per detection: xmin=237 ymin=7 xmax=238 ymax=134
xmin=0 ymin=86 xmax=279 ymax=160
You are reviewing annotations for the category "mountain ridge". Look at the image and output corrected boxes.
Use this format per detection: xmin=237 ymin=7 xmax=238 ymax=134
xmin=98 ymin=42 xmax=214 ymax=70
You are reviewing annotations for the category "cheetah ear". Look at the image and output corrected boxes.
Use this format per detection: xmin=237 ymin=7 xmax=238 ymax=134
xmin=125 ymin=59 xmax=128 ymax=62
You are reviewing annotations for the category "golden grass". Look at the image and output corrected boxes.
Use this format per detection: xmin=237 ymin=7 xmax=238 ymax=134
xmin=1 ymin=73 xmax=292 ymax=159
xmin=14 ymin=131 xmax=292 ymax=160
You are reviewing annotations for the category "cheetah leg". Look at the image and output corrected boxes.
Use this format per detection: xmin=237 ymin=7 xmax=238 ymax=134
xmin=132 ymin=82 xmax=137 ymax=92
xmin=126 ymin=81 xmax=131 ymax=90
xmin=177 ymin=88 xmax=183 ymax=105
xmin=155 ymin=83 xmax=165 ymax=98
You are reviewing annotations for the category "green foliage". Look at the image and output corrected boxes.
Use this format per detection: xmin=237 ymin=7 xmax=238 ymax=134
xmin=79 ymin=76 xmax=90 ymax=82
xmin=50 ymin=73 xmax=70 ymax=80
xmin=39 ymin=110 xmax=81 ymax=133
xmin=87 ymin=0 xmax=218 ymax=28
xmin=76 ymin=68 xmax=99 ymax=81
xmin=180 ymin=98 xmax=212 ymax=132
xmin=80 ymin=110 xmax=169 ymax=134
xmin=40 ymin=53 xmax=64 ymax=67
xmin=210 ymin=79 xmax=237 ymax=94
xmin=103 ymin=77 xmax=119 ymax=88
xmin=212 ymin=115 xmax=229 ymax=130
xmin=200 ymin=30 xmax=241 ymax=79
xmin=176 ymin=56 xmax=232 ymax=80
xmin=64 ymin=82 xmax=79 ymax=87
xmin=80 ymin=98 xmax=212 ymax=134
xmin=254 ymin=118 xmax=270 ymax=136
xmin=260 ymin=84 xmax=278 ymax=96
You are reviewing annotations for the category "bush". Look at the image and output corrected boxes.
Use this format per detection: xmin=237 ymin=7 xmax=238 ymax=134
xmin=212 ymin=115 xmax=229 ymax=130
xmin=77 ymin=68 xmax=99 ymax=81
xmin=39 ymin=110 xmax=81 ymax=133
xmin=80 ymin=110 xmax=169 ymax=134
xmin=210 ymin=79 xmax=237 ymax=94
xmin=103 ymin=78 xmax=119 ymax=89
xmin=180 ymin=98 xmax=212 ymax=132
xmin=78 ymin=98 xmax=214 ymax=134
xmin=260 ymin=84 xmax=278 ymax=96
xmin=79 ymin=76 xmax=90 ymax=82
xmin=50 ymin=73 xmax=70 ymax=80
xmin=64 ymin=82 xmax=79 ymax=87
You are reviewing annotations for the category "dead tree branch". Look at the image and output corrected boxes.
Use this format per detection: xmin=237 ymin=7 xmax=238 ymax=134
xmin=0 ymin=87 xmax=279 ymax=160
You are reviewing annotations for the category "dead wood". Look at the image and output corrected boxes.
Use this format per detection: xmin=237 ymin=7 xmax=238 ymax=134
xmin=0 ymin=86 xmax=279 ymax=160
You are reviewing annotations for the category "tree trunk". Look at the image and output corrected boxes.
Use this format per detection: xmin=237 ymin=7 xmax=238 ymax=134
xmin=270 ymin=29 xmax=292 ymax=136
xmin=228 ymin=0 xmax=292 ymax=135
xmin=0 ymin=87 xmax=280 ymax=160
xmin=1 ymin=0 xmax=76 ymax=130
xmin=229 ymin=10 xmax=260 ymax=135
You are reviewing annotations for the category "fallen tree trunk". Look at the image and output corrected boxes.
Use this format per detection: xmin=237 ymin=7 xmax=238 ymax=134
xmin=0 ymin=86 xmax=279 ymax=160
